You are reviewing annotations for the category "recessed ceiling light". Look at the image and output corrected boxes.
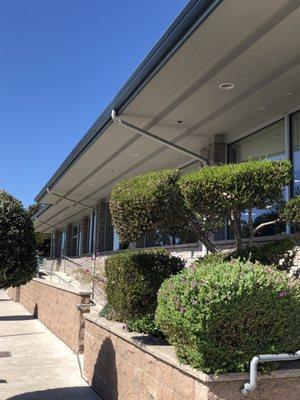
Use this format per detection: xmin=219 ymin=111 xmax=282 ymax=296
xmin=259 ymin=106 xmax=267 ymax=111
xmin=219 ymin=82 xmax=235 ymax=90
xmin=286 ymin=91 xmax=294 ymax=96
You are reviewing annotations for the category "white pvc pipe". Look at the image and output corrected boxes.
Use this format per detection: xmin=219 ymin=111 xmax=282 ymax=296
xmin=241 ymin=351 xmax=300 ymax=396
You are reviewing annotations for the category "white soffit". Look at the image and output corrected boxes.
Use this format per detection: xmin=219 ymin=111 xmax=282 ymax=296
xmin=35 ymin=0 xmax=300 ymax=231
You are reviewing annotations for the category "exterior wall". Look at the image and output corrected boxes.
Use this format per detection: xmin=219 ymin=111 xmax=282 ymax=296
xmin=200 ymin=136 xmax=227 ymax=166
xmin=83 ymin=316 xmax=300 ymax=400
xmin=7 ymin=278 xmax=92 ymax=354
xmin=6 ymin=286 xmax=21 ymax=302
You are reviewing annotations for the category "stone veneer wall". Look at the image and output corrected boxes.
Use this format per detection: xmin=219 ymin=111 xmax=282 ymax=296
xmin=7 ymin=278 xmax=91 ymax=354
xmin=83 ymin=316 xmax=300 ymax=400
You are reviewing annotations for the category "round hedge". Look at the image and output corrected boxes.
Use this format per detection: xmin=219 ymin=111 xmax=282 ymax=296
xmin=105 ymin=249 xmax=184 ymax=323
xmin=155 ymin=259 xmax=300 ymax=374
xmin=0 ymin=191 xmax=37 ymax=288
xmin=109 ymin=169 xmax=188 ymax=243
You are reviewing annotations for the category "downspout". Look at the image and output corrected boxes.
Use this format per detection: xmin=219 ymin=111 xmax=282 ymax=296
xmin=111 ymin=109 xmax=208 ymax=165
xmin=46 ymin=188 xmax=98 ymax=300
xmin=241 ymin=351 xmax=300 ymax=396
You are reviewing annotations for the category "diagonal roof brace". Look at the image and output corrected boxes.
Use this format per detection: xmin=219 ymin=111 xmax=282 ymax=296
xmin=35 ymin=217 xmax=67 ymax=233
xmin=46 ymin=188 xmax=97 ymax=212
xmin=111 ymin=110 xmax=207 ymax=165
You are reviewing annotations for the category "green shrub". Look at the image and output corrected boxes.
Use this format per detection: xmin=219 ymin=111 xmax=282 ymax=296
xmin=156 ymin=259 xmax=300 ymax=374
xmin=127 ymin=314 xmax=163 ymax=337
xmin=281 ymin=195 xmax=300 ymax=223
xmin=0 ymin=191 xmax=37 ymax=289
xmin=196 ymin=238 xmax=295 ymax=271
xmin=195 ymin=252 xmax=228 ymax=266
xmin=105 ymin=249 xmax=184 ymax=326
xmin=229 ymin=238 xmax=296 ymax=271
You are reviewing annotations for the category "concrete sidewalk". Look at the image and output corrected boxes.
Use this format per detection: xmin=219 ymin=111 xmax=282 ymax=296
xmin=0 ymin=290 xmax=101 ymax=400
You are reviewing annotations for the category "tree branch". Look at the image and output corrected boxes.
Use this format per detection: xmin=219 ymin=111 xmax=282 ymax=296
xmin=253 ymin=218 xmax=280 ymax=235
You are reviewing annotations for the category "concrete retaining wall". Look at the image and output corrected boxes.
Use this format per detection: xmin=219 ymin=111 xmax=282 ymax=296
xmin=7 ymin=278 xmax=91 ymax=354
xmin=83 ymin=316 xmax=300 ymax=400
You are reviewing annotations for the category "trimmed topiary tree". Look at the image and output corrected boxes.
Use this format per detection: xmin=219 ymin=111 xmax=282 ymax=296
xmin=110 ymin=169 xmax=222 ymax=252
xmin=0 ymin=190 xmax=37 ymax=288
xmin=110 ymin=160 xmax=293 ymax=253
xmin=155 ymin=259 xmax=300 ymax=374
xmin=104 ymin=249 xmax=184 ymax=333
xmin=180 ymin=160 xmax=291 ymax=249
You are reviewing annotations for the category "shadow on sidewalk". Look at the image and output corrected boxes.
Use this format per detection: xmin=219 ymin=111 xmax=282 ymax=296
xmin=7 ymin=386 xmax=99 ymax=400
xmin=0 ymin=315 xmax=36 ymax=321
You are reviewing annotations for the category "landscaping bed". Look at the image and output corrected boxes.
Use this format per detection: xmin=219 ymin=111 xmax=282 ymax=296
xmin=83 ymin=315 xmax=300 ymax=400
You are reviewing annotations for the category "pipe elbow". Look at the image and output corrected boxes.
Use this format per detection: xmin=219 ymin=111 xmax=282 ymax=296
xmin=111 ymin=109 xmax=118 ymax=121
xmin=251 ymin=356 xmax=260 ymax=366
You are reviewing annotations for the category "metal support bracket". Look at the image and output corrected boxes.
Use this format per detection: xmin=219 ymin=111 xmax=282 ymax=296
xmin=111 ymin=109 xmax=207 ymax=165
xmin=35 ymin=217 xmax=67 ymax=234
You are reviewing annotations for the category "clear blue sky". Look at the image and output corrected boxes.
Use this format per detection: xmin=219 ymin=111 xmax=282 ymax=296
xmin=0 ymin=0 xmax=187 ymax=207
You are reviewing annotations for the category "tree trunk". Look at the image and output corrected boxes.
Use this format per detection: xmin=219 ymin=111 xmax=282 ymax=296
xmin=198 ymin=235 xmax=218 ymax=253
xmin=248 ymin=208 xmax=254 ymax=244
xmin=231 ymin=211 xmax=242 ymax=251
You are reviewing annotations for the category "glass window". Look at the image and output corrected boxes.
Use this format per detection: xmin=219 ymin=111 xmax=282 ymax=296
xmin=291 ymin=112 xmax=300 ymax=233
xmin=292 ymin=111 xmax=300 ymax=196
xmin=87 ymin=212 xmax=96 ymax=254
xmin=229 ymin=120 xmax=285 ymax=162
xmin=71 ymin=225 xmax=78 ymax=256
xmin=228 ymin=120 xmax=286 ymax=237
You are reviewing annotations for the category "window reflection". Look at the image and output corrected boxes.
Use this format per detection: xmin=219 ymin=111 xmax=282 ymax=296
xmin=292 ymin=112 xmax=300 ymax=233
xmin=228 ymin=120 xmax=286 ymax=237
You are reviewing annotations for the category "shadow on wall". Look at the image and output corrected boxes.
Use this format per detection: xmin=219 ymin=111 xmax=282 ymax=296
xmin=33 ymin=303 xmax=38 ymax=318
xmin=91 ymin=337 xmax=118 ymax=400
xmin=7 ymin=386 xmax=99 ymax=400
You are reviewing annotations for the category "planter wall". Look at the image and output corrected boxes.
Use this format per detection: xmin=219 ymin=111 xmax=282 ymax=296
xmin=6 ymin=286 xmax=21 ymax=302
xmin=83 ymin=316 xmax=300 ymax=400
xmin=7 ymin=278 xmax=91 ymax=353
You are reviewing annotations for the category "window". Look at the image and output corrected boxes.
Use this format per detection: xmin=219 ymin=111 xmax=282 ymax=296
xmin=60 ymin=232 xmax=66 ymax=256
xmin=71 ymin=225 xmax=78 ymax=256
xmin=292 ymin=111 xmax=300 ymax=196
xmin=229 ymin=120 xmax=285 ymax=163
xmin=228 ymin=120 xmax=286 ymax=237
xmin=87 ymin=212 xmax=96 ymax=254
xmin=291 ymin=112 xmax=300 ymax=233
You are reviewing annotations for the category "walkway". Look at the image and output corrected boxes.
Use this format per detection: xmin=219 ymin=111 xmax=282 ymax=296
xmin=0 ymin=291 xmax=101 ymax=400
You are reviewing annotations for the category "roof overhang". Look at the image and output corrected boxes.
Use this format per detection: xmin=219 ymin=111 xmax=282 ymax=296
xmin=35 ymin=0 xmax=300 ymax=233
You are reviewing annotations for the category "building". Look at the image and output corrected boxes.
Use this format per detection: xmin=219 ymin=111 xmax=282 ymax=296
xmin=33 ymin=0 xmax=300 ymax=263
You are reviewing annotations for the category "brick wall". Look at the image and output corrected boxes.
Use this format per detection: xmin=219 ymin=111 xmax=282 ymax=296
xmin=9 ymin=278 xmax=92 ymax=353
xmin=83 ymin=316 xmax=300 ymax=400
xmin=6 ymin=286 xmax=21 ymax=302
